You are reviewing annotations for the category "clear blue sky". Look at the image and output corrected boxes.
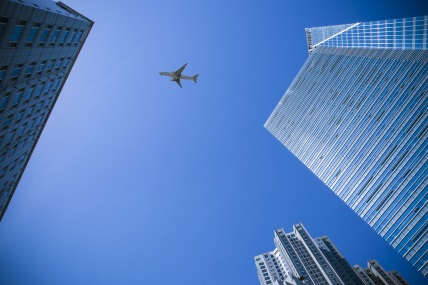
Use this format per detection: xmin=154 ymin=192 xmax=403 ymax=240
xmin=0 ymin=0 xmax=427 ymax=284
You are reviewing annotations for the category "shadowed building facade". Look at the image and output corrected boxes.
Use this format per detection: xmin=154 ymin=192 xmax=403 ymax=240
xmin=0 ymin=0 xmax=93 ymax=220
xmin=265 ymin=16 xmax=427 ymax=276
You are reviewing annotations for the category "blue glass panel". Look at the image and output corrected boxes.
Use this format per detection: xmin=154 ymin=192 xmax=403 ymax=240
xmin=9 ymin=25 xmax=24 ymax=42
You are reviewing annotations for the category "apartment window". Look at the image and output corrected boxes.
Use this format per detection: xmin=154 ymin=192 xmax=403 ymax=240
xmin=59 ymin=28 xmax=69 ymax=46
xmin=74 ymin=30 xmax=83 ymax=44
xmin=34 ymin=84 xmax=44 ymax=97
xmin=15 ymin=109 xmax=24 ymax=121
xmin=52 ymin=78 xmax=61 ymax=91
xmin=0 ymin=17 xmax=7 ymax=41
xmin=8 ymin=20 xmax=26 ymax=47
xmin=36 ymin=61 xmax=46 ymax=75
xmin=67 ymin=29 xmax=77 ymax=45
xmin=5 ymin=130 xmax=15 ymax=145
xmin=11 ymin=89 xmax=24 ymax=107
xmin=38 ymin=25 xmax=52 ymax=46
xmin=25 ymin=62 xmax=36 ymax=77
xmin=63 ymin=57 xmax=71 ymax=69
xmin=46 ymin=60 xmax=54 ymax=72
xmin=44 ymin=80 xmax=53 ymax=93
xmin=0 ymin=94 xmax=10 ymax=112
xmin=10 ymin=64 xmax=23 ymax=81
xmin=55 ymin=58 xmax=63 ymax=70
xmin=2 ymin=115 xmax=13 ymax=130
xmin=0 ymin=65 xmax=7 ymax=82
xmin=24 ymin=85 xmax=35 ymax=101
xmin=27 ymin=119 xmax=36 ymax=130
xmin=26 ymin=105 xmax=35 ymax=117
xmin=49 ymin=27 xmax=62 ymax=46
xmin=17 ymin=124 xmax=26 ymax=137
xmin=36 ymin=114 xmax=44 ymax=125
xmin=25 ymin=23 xmax=40 ymax=47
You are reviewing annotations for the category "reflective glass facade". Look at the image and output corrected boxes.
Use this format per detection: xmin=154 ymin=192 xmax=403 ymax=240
xmin=306 ymin=16 xmax=428 ymax=53
xmin=265 ymin=16 xmax=428 ymax=276
xmin=0 ymin=0 xmax=93 ymax=220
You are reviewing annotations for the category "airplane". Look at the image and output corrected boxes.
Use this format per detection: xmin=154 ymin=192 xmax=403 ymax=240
xmin=159 ymin=63 xmax=199 ymax=88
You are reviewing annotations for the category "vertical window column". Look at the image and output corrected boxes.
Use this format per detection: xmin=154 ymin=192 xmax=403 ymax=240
xmin=0 ymin=17 xmax=7 ymax=42
xmin=8 ymin=20 xmax=26 ymax=47
xmin=24 ymin=22 xmax=40 ymax=47
xmin=38 ymin=25 xmax=52 ymax=47
xmin=49 ymin=27 xmax=61 ymax=46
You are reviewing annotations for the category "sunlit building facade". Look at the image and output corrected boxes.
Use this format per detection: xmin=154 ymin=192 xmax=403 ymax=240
xmin=254 ymin=224 xmax=406 ymax=285
xmin=0 ymin=0 xmax=93 ymax=220
xmin=265 ymin=16 xmax=428 ymax=276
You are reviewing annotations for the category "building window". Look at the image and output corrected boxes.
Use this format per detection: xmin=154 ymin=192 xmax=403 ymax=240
xmin=11 ymin=89 xmax=24 ymax=107
xmin=52 ymin=78 xmax=61 ymax=91
xmin=67 ymin=29 xmax=77 ymax=45
xmin=0 ymin=17 xmax=7 ymax=41
xmin=0 ymin=94 xmax=10 ymax=112
xmin=44 ymin=81 xmax=53 ymax=93
xmin=10 ymin=64 xmax=23 ymax=81
xmin=63 ymin=57 xmax=71 ymax=69
xmin=36 ymin=61 xmax=46 ymax=75
xmin=0 ymin=65 xmax=8 ymax=83
xmin=46 ymin=60 xmax=55 ymax=72
xmin=38 ymin=25 xmax=52 ymax=46
xmin=8 ymin=20 xmax=26 ymax=47
xmin=24 ymin=23 xmax=40 ymax=47
xmin=24 ymin=86 xmax=35 ymax=102
xmin=25 ymin=62 xmax=36 ymax=78
xmin=59 ymin=28 xmax=69 ymax=46
xmin=49 ymin=27 xmax=62 ymax=46
xmin=74 ymin=30 xmax=83 ymax=44
xmin=55 ymin=58 xmax=63 ymax=70
xmin=34 ymin=84 xmax=44 ymax=97
xmin=2 ymin=115 xmax=13 ymax=130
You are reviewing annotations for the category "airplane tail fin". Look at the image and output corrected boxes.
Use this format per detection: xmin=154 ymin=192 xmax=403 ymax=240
xmin=192 ymin=74 xmax=199 ymax=83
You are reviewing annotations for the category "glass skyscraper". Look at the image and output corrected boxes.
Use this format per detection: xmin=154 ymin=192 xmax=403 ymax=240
xmin=0 ymin=0 xmax=93 ymax=220
xmin=265 ymin=16 xmax=427 ymax=276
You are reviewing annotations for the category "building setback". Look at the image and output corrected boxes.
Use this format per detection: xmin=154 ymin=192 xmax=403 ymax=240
xmin=0 ymin=0 xmax=93 ymax=220
xmin=255 ymin=224 xmax=408 ymax=285
xmin=265 ymin=16 xmax=427 ymax=276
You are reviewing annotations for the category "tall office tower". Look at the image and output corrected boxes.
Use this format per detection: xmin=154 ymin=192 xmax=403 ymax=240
xmin=0 ymin=0 xmax=93 ymax=220
xmin=388 ymin=270 xmax=410 ymax=285
xmin=254 ymin=251 xmax=288 ymax=285
xmin=314 ymin=236 xmax=367 ymax=284
xmin=255 ymin=224 xmax=408 ymax=285
xmin=353 ymin=261 xmax=409 ymax=285
xmin=265 ymin=15 xmax=428 ymax=276
xmin=256 ymin=223 xmax=366 ymax=285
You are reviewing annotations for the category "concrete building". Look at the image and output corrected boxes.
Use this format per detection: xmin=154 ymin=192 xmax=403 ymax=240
xmin=353 ymin=261 xmax=410 ymax=285
xmin=0 ymin=0 xmax=93 ymax=220
xmin=255 ymin=224 xmax=408 ymax=285
xmin=265 ymin=16 xmax=427 ymax=275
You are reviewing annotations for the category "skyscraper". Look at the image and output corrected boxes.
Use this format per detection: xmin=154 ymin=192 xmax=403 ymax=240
xmin=265 ymin=16 xmax=427 ymax=276
xmin=255 ymin=224 xmax=407 ymax=285
xmin=0 ymin=0 xmax=93 ymax=220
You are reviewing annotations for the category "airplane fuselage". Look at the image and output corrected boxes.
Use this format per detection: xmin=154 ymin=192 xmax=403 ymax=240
xmin=159 ymin=72 xmax=194 ymax=81
xmin=159 ymin=64 xmax=198 ymax=87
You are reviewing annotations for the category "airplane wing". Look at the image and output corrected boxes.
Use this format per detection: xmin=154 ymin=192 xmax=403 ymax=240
xmin=174 ymin=63 xmax=187 ymax=76
xmin=175 ymin=80 xmax=182 ymax=88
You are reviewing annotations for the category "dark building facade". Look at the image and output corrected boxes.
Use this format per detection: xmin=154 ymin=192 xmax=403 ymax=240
xmin=0 ymin=0 xmax=93 ymax=220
